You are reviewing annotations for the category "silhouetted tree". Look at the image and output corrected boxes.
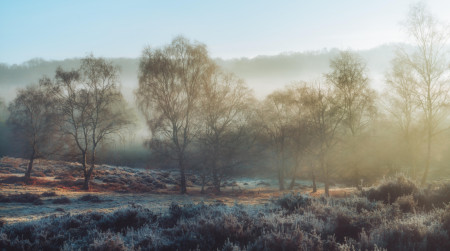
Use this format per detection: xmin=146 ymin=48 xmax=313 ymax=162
xmin=136 ymin=36 xmax=215 ymax=194
xmin=303 ymin=84 xmax=344 ymax=196
xmin=7 ymin=81 xmax=60 ymax=183
xmin=259 ymin=89 xmax=296 ymax=190
xmin=54 ymin=55 xmax=132 ymax=190
xmin=198 ymin=71 xmax=254 ymax=193
xmin=287 ymin=84 xmax=313 ymax=190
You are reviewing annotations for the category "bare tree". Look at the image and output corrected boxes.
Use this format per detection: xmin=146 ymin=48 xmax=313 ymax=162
xmin=259 ymin=89 xmax=296 ymax=190
xmin=7 ymin=81 xmax=60 ymax=183
xmin=136 ymin=36 xmax=214 ymax=194
xmin=385 ymin=57 xmax=421 ymax=178
xmin=302 ymin=83 xmax=344 ymax=196
xmin=326 ymin=51 xmax=377 ymax=186
xmin=398 ymin=3 xmax=450 ymax=185
xmin=287 ymin=84 xmax=313 ymax=190
xmin=198 ymin=71 xmax=254 ymax=193
xmin=326 ymin=51 xmax=375 ymax=136
xmin=54 ymin=56 xmax=132 ymax=190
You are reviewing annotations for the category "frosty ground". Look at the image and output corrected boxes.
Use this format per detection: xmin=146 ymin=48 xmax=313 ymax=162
xmin=2 ymin=157 xmax=450 ymax=250
xmin=0 ymin=157 xmax=332 ymax=224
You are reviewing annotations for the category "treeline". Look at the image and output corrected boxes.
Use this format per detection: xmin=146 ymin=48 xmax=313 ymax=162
xmin=1 ymin=3 xmax=450 ymax=194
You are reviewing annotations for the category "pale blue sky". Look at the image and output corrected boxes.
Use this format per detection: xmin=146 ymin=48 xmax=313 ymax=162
xmin=1 ymin=0 xmax=449 ymax=64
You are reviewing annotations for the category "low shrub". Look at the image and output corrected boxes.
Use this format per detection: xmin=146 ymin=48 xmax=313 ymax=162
xmin=79 ymin=194 xmax=103 ymax=203
xmin=415 ymin=183 xmax=450 ymax=210
xmin=0 ymin=193 xmax=42 ymax=204
xmin=41 ymin=191 xmax=57 ymax=197
xmin=274 ymin=193 xmax=311 ymax=212
xmin=364 ymin=175 xmax=418 ymax=204
xmin=395 ymin=195 xmax=417 ymax=213
xmin=52 ymin=197 xmax=71 ymax=204
xmin=90 ymin=233 xmax=127 ymax=251
xmin=2 ymin=188 xmax=450 ymax=250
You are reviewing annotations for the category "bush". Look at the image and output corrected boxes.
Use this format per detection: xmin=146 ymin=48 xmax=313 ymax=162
xmin=274 ymin=193 xmax=311 ymax=212
xmin=395 ymin=195 xmax=417 ymax=213
xmin=1 ymin=189 xmax=450 ymax=250
xmin=79 ymin=194 xmax=103 ymax=203
xmin=90 ymin=233 xmax=127 ymax=251
xmin=52 ymin=197 xmax=71 ymax=204
xmin=364 ymin=175 xmax=418 ymax=204
xmin=41 ymin=191 xmax=57 ymax=197
xmin=0 ymin=193 xmax=42 ymax=204
xmin=442 ymin=206 xmax=450 ymax=236
xmin=415 ymin=183 xmax=450 ymax=210
xmin=98 ymin=206 xmax=156 ymax=233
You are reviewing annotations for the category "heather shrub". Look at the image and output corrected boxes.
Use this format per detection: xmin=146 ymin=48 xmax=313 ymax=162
xmin=415 ymin=183 xmax=450 ymax=210
xmin=52 ymin=196 xmax=71 ymax=204
xmin=41 ymin=191 xmax=57 ymax=197
xmin=442 ymin=206 xmax=450 ymax=236
xmin=395 ymin=195 xmax=417 ymax=213
xmin=98 ymin=206 xmax=157 ymax=233
xmin=0 ymin=193 xmax=42 ymax=204
xmin=274 ymin=193 xmax=311 ymax=212
xmin=364 ymin=175 xmax=418 ymax=204
xmin=334 ymin=212 xmax=361 ymax=242
xmin=79 ymin=194 xmax=103 ymax=203
xmin=90 ymin=233 xmax=127 ymax=251
xmin=247 ymin=229 xmax=304 ymax=251
xmin=2 ymin=191 xmax=450 ymax=250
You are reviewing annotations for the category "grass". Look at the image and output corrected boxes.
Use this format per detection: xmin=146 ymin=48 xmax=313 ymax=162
xmin=2 ymin=177 xmax=450 ymax=251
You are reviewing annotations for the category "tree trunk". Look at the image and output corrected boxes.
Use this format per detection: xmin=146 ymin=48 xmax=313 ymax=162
xmin=312 ymin=173 xmax=317 ymax=193
xmin=179 ymin=156 xmax=187 ymax=194
xmin=83 ymin=173 xmax=91 ymax=190
xmin=421 ymin=129 xmax=432 ymax=186
xmin=83 ymin=151 xmax=95 ymax=191
xmin=289 ymin=158 xmax=299 ymax=190
xmin=278 ymin=151 xmax=285 ymax=190
xmin=324 ymin=172 xmax=330 ymax=197
xmin=278 ymin=167 xmax=285 ymax=191
xmin=83 ymin=164 xmax=94 ymax=190
xmin=212 ymin=160 xmax=221 ymax=194
xmin=81 ymin=151 xmax=87 ymax=178
xmin=200 ymin=173 xmax=206 ymax=194
xmin=24 ymin=155 xmax=35 ymax=184
xmin=289 ymin=174 xmax=296 ymax=190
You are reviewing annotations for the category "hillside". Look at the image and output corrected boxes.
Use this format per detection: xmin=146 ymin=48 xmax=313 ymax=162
xmin=0 ymin=44 xmax=402 ymax=103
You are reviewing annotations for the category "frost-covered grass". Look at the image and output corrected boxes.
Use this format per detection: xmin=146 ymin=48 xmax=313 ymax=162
xmin=2 ymin=158 xmax=450 ymax=250
xmin=1 ymin=188 xmax=450 ymax=251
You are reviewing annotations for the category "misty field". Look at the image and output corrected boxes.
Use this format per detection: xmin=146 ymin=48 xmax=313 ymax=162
xmin=1 ymin=157 xmax=450 ymax=251
xmin=4 ymin=2 xmax=450 ymax=250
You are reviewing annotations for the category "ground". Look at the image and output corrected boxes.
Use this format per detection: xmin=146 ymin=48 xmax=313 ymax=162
xmin=0 ymin=156 xmax=353 ymax=224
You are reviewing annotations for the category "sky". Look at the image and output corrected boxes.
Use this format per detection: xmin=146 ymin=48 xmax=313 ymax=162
xmin=1 ymin=0 xmax=450 ymax=65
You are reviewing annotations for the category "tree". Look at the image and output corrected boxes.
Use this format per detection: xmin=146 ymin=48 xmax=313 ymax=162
xmin=398 ymin=3 xmax=450 ymax=185
xmin=385 ymin=57 xmax=421 ymax=178
xmin=54 ymin=55 xmax=132 ymax=190
xmin=7 ymin=81 xmax=60 ymax=183
xmin=287 ymin=84 xmax=313 ymax=190
xmin=198 ymin=71 xmax=254 ymax=193
xmin=326 ymin=51 xmax=377 ymax=185
xmin=0 ymin=98 xmax=8 ymax=156
xmin=259 ymin=89 xmax=296 ymax=190
xmin=136 ymin=36 xmax=215 ymax=194
xmin=302 ymin=83 xmax=343 ymax=196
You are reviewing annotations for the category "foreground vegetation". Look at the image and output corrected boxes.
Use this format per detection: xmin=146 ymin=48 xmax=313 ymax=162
xmin=1 ymin=176 xmax=450 ymax=251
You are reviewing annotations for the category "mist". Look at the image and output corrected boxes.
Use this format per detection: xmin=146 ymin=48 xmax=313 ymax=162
xmin=3 ymin=2 xmax=450 ymax=250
